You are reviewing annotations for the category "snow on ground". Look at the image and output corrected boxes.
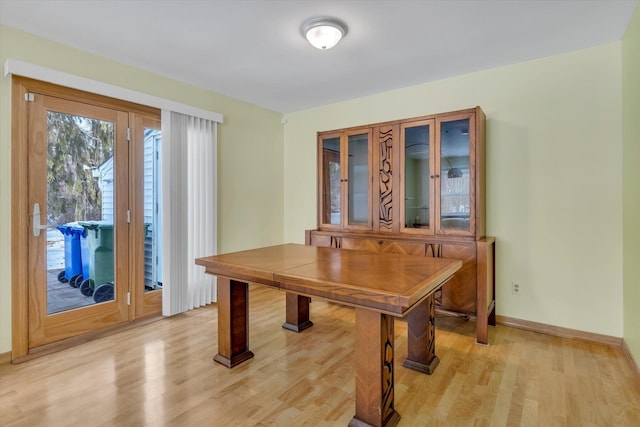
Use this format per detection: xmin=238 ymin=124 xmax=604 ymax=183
xmin=46 ymin=228 xmax=65 ymax=270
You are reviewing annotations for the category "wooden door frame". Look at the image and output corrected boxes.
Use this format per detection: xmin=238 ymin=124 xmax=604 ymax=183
xmin=11 ymin=76 xmax=160 ymax=361
xmin=130 ymin=113 xmax=163 ymax=319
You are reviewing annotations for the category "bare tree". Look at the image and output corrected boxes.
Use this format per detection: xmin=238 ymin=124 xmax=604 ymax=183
xmin=46 ymin=112 xmax=114 ymax=224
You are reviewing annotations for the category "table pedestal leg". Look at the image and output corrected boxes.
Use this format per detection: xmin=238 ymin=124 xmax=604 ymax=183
xmin=402 ymin=294 xmax=440 ymax=374
xmin=282 ymin=292 xmax=314 ymax=332
xmin=350 ymin=308 xmax=401 ymax=427
xmin=213 ymin=277 xmax=254 ymax=368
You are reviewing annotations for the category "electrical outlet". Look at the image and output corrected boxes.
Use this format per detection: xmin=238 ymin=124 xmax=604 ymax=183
xmin=512 ymin=282 xmax=521 ymax=295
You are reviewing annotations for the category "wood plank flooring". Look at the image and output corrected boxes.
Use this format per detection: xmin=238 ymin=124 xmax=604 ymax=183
xmin=1 ymin=285 xmax=639 ymax=426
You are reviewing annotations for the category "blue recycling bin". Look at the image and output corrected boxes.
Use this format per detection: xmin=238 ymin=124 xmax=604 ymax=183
xmin=80 ymin=232 xmax=90 ymax=281
xmin=56 ymin=222 xmax=86 ymax=287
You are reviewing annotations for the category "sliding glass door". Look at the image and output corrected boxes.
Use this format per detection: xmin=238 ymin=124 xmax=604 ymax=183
xmin=13 ymin=77 xmax=163 ymax=353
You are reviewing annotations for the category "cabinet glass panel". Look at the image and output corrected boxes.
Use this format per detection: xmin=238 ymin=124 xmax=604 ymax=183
xmin=403 ymin=125 xmax=431 ymax=229
xmin=321 ymin=136 xmax=341 ymax=225
xmin=440 ymin=119 xmax=470 ymax=231
xmin=347 ymin=133 xmax=369 ymax=225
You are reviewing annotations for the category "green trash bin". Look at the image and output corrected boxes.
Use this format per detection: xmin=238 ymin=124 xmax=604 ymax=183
xmin=79 ymin=221 xmax=115 ymax=303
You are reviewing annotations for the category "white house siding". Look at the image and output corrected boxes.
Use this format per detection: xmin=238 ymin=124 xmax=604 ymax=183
xmin=95 ymin=157 xmax=114 ymax=222
xmin=144 ymin=129 xmax=162 ymax=289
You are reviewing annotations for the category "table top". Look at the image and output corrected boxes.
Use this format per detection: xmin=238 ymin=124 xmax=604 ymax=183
xmin=195 ymin=244 xmax=462 ymax=316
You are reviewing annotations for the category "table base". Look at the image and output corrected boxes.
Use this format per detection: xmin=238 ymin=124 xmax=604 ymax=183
xmin=402 ymin=295 xmax=439 ymax=375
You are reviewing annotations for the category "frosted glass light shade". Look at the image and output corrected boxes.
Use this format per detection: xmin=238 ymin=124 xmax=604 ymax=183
xmin=302 ymin=18 xmax=347 ymax=50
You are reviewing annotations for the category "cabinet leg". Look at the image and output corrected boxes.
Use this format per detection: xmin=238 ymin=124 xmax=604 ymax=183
xmin=476 ymin=317 xmax=488 ymax=346
xmin=214 ymin=277 xmax=254 ymax=368
xmin=402 ymin=294 xmax=440 ymax=374
xmin=282 ymin=292 xmax=313 ymax=332
xmin=476 ymin=239 xmax=495 ymax=345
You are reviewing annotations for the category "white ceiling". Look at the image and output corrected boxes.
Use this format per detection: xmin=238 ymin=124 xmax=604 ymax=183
xmin=0 ymin=0 xmax=637 ymax=113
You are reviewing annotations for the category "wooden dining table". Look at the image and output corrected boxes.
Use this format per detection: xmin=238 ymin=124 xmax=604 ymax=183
xmin=195 ymin=243 xmax=462 ymax=427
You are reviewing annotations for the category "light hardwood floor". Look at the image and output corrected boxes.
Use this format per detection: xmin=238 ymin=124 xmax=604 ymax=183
xmin=1 ymin=285 xmax=639 ymax=426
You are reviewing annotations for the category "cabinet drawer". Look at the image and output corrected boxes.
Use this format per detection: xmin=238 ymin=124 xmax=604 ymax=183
xmin=309 ymin=234 xmax=332 ymax=248
xmin=340 ymin=238 xmax=425 ymax=255
xmin=379 ymin=241 xmax=425 ymax=256
xmin=340 ymin=237 xmax=382 ymax=252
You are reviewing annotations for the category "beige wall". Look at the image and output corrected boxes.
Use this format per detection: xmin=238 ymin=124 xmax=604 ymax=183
xmin=284 ymin=42 xmax=624 ymax=338
xmin=0 ymin=25 xmax=284 ymax=353
xmin=622 ymin=3 xmax=640 ymax=365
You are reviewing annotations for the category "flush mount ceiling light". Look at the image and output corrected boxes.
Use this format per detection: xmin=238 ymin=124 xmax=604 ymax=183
xmin=302 ymin=17 xmax=348 ymax=50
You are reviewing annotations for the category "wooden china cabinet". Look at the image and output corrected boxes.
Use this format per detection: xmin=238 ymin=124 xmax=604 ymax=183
xmin=306 ymin=106 xmax=496 ymax=344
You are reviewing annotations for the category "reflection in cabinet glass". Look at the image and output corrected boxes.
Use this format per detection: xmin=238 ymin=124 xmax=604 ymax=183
xmin=348 ymin=133 xmax=370 ymax=226
xmin=402 ymin=122 xmax=433 ymax=231
xmin=440 ymin=119 xmax=471 ymax=232
xmin=322 ymin=136 xmax=341 ymax=225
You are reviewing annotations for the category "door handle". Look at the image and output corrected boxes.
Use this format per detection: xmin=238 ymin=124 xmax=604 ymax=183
xmin=33 ymin=203 xmax=58 ymax=237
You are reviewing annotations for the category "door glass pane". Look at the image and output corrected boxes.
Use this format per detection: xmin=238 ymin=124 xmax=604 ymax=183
xmin=46 ymin=111 xmax=115 ymax=314
xmin=144 ymin=128 xmax=163 ymax=292
xmin=440 ymin=119 xmax=470 ymax=231
xmin=404 ymin=125 xmax=430 ymax=229
xmin=348 ymin=133 xmax=369 ymax=226
xmin=322 ymin=136 xmax=341 ymax=225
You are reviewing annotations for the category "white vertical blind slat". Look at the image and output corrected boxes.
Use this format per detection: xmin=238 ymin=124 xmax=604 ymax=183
xmin=161 ymin=112 xmax=217 ymax=316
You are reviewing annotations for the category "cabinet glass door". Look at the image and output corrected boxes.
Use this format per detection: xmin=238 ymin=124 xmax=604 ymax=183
xmin=439 ymin=118 xmax=471 ymax=232
xmin=319 ymin=130 xmax=371 ymax=229
xmin=320 ymin=135 xmax=341 ymax=226
xmin=401 ymin=120 xmax=435 ymax=233
xmin=346 ymin=131 xmax=371 ymax=228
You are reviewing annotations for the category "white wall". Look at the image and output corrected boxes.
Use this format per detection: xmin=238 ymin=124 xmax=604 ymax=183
xmin=283 ymin=42 xmax=623 ymax=337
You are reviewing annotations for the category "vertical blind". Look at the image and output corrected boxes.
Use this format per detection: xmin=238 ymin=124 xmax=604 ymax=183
xmin=161 ymin=110 xmax=218 ymax=316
